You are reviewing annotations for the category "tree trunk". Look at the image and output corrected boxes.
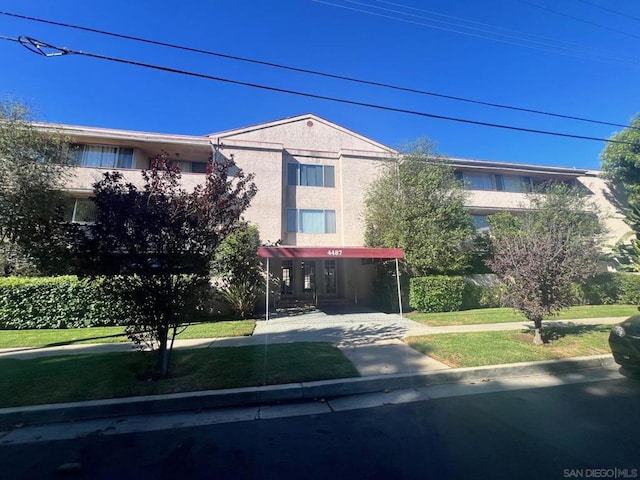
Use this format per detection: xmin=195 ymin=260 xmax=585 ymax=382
xmin=158 ymin=333 xmax=169 ymax=378
xmin=532 ymin=317 xmax=544 ymax=345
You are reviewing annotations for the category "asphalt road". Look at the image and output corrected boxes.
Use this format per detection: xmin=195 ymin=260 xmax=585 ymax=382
xmin=2 ymin=376 xmax=639 ymax=480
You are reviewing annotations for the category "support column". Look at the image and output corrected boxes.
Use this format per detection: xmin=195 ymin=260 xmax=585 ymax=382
xmin=265 ymin=257 xmax=270 ymax=321
xmin=395 ymin=258 xmax=403 ymax=318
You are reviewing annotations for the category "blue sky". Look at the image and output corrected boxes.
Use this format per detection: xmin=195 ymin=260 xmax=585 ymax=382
xmin=1 ymin=0 xmax=639 ymax=169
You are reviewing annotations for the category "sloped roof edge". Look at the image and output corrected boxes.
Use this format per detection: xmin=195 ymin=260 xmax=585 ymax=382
xmin=206 ymin=113 xmax=398 ymax=154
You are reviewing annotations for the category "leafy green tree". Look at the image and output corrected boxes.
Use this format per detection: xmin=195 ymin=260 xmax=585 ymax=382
xmin=486 ymin=183 xmax=605 ymax=344
xmin=211 ymin=224 xmax=263 ymax=317
xmin=364 ymin=139 xmax=475 ymax=275
xmin=0 ymin=100 xmax=69 ymax=275
xmin=601 ymin=114 xmax=640 ymax=205
xmin=70 ymin=152 xmax=256 ymax=378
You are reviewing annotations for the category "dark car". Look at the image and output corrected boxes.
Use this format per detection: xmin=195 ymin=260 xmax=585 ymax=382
xmin=609 ymin=314 xmax=640 ymax=370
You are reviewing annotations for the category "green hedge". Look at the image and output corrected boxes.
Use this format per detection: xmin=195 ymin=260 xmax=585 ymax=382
xmin=570 ymin=273 xmax=640 ymax=306
xmin=410 ymin=276 xmax=469 ymax=313
xmin=409 ymin=273 xmax=640 ymax=314
xmin=0 ymin=276 xmax=128 ymax=329
xmin=619 ymin=274 xmax=640 ymax=305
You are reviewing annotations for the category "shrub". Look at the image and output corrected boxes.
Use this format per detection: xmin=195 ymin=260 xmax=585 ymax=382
xmin=465 ymin=283 xmax=507 ymax=309
xmin=619 ymin=273 xmax=640 ymax=305
xmin=0 ymin=276 xmax=129 ymax=329
xmin=578 ymin=272 xmax=622 ymax=305
xmin=372 ymin=262 xmax=410 ymax=312
xmin=410 ymin=276 xmax=467 ymax=313
xmin=219 ymin=282 xmax=260 ymax=318
xmin=461 ymin=274 xmax=506 ymax=310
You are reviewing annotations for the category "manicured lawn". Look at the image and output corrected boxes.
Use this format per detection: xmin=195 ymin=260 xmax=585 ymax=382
xmin=0 ymin=342 xmax=359 ymax=408
xmin=406 ymin=324 xmax=612 ymax=368
xmin=407 ymin=304 xmax=638 ymax=326
xmin=0 ymin=320 xmax=256 ymax=348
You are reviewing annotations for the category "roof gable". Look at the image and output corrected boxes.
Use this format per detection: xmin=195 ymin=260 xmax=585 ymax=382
xmin=206 ymin=114 xmax=396 ymax=154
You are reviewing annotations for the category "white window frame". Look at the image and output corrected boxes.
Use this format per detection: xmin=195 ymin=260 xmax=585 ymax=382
xmin=286 ymin=209 xmax=337 ymax=233
xmin=287 ymin=163 xmax=335 ymax=188
xmin=65 ymin=198 xmax=97 ymax=224
xmin=70 ymin=144 xmax=134 ymax=169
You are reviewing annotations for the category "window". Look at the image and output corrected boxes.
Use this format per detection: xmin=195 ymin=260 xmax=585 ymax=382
xmin=70 ymin=144 xmax=134 ymax=169
xmin=460 ymin=171 xmax=532 ymax=193
xmin=172 ymin=161 xmax=208 ymax=173
xmin=471 ymin=214 xmax=491 ymax=232
xmin=287 ymin=163 xmax=335 ymax=187
xmin=462 ymin=172 xmax=493 ymax=191
xmin=496 ymin=175 xmax=531 ymax=193
xmin=286 ymin=209 xmax=336 ymax=233
xmin=191 ymin=162 xmax=208 ymax=174
xmin=64 ymin=198 xmax=97 ymax=223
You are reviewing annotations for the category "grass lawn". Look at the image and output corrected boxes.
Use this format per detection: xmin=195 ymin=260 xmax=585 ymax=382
xmin=406 ymin=324 xmax=612 ymax=368
xmin=0 ymin=320 xmax=256 ymax=349
xmin=407 ymin=304 xmax=638 ymax=326
xmin=0 ymin=342 xmax=359 ymax=408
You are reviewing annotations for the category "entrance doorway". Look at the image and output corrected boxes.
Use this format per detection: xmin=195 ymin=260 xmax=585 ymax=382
xmin=324 ymin=259 xmax=337 ymax=295
xmin=302 ymin=261 xmax=316 ymax=300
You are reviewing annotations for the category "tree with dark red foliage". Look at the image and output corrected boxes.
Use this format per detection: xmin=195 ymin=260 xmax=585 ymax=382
xmin=72 ymin=152 xmax=256 ymax=377
xmin=485 ymin=183 xmax=605 ymax=345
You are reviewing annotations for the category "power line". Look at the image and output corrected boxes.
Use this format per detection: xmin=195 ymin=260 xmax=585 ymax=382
xmin=6 ymin=35 xmax=640 ymax=147
xmin=314 ymin=0 xmax=640 ymax=67
xmin=366 ymin=0 xmax=638 ymax=62
xmin=0 ymin=9 xmax=638 ymax=132
xmin=574 ymin=0 xmax=640 ymax=24
xmin=374 ymin=0 xmax=638 ymax=60
xmin=518 ymin=0 xmax=640 ymax=41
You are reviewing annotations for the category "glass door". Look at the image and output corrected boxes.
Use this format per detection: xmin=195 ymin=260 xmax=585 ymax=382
xmin=281 ymin=260 xmax=294 ymax=297
xmin=324 ymin=259 xmax=337 ymax=296
xmin=302 ymin=261 xmax=316 ymax=301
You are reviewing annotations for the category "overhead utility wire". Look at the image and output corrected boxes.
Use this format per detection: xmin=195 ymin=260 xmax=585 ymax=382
xmin=518 ymin=0 xmax=640 ymax=41
xmin=374 ymin=0 xmax=638 ymax=59
xmin=346 ymin=0 xmax=636 ymax=62
xmin=6 ymin=35 xmax=639 ymax=147
xmin=575 ymin=0 xmax=640 ymax=23
xmin=0 ymin=10 xmax=637 ymax=132
xmin=313 ymin=0 xmax=640 ymax=67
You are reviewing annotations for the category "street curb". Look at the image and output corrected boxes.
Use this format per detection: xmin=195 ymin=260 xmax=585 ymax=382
xmin=0 ymin=354 xmax=616 ymax=429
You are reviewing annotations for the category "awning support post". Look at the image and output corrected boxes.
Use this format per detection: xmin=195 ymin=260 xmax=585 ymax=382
xmin=265 ymin=257 xmax=270 ymax=321
xmin=395 ymin=258 xmax=403 ymax=318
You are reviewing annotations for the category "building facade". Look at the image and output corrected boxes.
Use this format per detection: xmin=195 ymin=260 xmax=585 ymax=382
xmin=43 ymin=113 xmax=630 ymax=306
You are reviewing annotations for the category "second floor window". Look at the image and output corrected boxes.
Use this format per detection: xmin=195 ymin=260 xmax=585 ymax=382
xmin=287 ymin=163 xmax=335 ymax=187
xmin=70 ymin=144 xmax=134 ymax=169
xmin=287 ymin=209 xmax=336 ymax=233
xmin=459 ymin=171 xmax=531 ymax=193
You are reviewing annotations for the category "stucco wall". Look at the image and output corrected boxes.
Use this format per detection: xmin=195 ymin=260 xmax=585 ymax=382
xmin=218 ymin=117 xmax=393 ymax=154
xmin=579 ymin=173 xmax=631 ymax=245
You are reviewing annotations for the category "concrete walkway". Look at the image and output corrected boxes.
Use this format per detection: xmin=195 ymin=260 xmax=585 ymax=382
xmin=0 ymin=310 xmax=625 ymax=377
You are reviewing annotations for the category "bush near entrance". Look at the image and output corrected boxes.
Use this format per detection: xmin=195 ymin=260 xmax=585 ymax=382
xmin=409 ymin=276 xmax=468 ymax=313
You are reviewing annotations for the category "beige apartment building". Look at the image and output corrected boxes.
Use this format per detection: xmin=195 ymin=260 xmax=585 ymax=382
xmin=43 ymin=113 xmax=630 ymax=306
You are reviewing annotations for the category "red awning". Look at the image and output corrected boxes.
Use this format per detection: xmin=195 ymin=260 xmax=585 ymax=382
xmin=257 ymin=246 xmax=404 ymax=259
